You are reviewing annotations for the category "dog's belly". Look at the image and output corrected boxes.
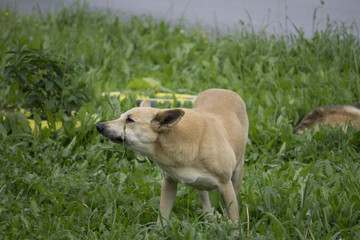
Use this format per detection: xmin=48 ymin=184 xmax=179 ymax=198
xmin=159 ymin=165 xmax=218 ymax=191
xmin=186 ymin=176 xmax=218 ymax=191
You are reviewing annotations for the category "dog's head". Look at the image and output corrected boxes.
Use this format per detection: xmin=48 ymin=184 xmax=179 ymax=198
xmin=96 ymin=100 xmax=185 ymax=156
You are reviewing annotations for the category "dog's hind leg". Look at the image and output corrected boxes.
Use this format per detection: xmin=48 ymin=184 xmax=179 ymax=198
xmin=157 ymin=175 xmax=178 ymax=227
xmin=231 ymin=154 xmax=245 ymax=194
xmin=219 ymin=181 xmax=239 ymax=220
xmin=198 ymin=190 xmax=212 ymax=214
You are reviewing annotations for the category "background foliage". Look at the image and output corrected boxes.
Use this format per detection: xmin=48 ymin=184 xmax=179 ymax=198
xmin=3 ymin=47 xmax=90 ymax=118
xmin=0 ymin=3 xmax=359 ymax=239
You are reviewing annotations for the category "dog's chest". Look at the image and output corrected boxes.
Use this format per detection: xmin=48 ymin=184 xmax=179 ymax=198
xmin=157 ymin=164 xmax=218 ymax=191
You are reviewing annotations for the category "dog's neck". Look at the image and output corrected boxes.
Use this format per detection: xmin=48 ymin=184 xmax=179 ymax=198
xmin=152 ymin=114 xmax=206 ymax=167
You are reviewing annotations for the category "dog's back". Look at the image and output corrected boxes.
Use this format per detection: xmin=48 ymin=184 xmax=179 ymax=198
xmin=294 ymin=103 xmax=360 ymax=134
xmin=194 ymin=89 xmax=248 ymax=130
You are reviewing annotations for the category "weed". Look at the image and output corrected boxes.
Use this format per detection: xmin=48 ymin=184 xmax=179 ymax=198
xmin=0 ymin=4 xmax=359 ymax=239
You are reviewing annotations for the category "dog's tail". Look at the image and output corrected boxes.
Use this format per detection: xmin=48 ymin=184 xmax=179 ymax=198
xmin=353 ymin=102 xmax=360 ymax=109
xmin=293 ymin=107 xmax=328 ymax=134
xmin=294 ymin=104 xmax=360 ymax=134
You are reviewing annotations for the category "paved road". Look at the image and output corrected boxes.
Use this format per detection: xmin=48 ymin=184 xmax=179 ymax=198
xmin=2 ymin=0 xmax=360 ymax=37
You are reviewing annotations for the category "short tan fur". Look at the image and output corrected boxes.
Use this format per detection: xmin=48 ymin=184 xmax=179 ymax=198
xmin=96 ymin=89 xmax=249 ymax=225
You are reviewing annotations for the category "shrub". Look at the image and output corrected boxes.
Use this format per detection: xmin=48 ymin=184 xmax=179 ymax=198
xmin=2 ymin=46 xmax=91 ymax=118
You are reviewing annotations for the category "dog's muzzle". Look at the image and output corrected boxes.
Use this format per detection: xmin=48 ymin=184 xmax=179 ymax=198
xmin=96 ymin=123 xmax=124 ymax=143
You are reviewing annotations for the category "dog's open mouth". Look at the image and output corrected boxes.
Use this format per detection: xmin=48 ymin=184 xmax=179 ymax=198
xmin=96 ymin=123 xmax=127 ymax=144
xmin=110 ymin=136 xmax=124 ymax=144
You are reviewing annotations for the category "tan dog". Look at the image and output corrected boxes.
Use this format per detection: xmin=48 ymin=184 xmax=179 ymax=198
xmin=96 ymin=89 xmax=249 ymax=225
xmin=294 ymin=102 xmax=360 ymax=134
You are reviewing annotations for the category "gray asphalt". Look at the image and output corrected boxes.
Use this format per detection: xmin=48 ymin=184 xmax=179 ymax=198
xmin=2 ymin=0 xmax=360 ymax=37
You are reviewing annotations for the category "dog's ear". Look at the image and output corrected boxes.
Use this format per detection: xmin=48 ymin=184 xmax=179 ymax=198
xmin=151 ymin=109 xmax=185 ymax=131
xmin=140 ymin=99 xmax=151 ymax=107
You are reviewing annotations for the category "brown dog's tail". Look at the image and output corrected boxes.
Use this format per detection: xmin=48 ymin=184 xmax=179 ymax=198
xmin=293 ymin=107 xmax=327 ymax=134
xmin=353 ymin=102 xmax=360 ymax=109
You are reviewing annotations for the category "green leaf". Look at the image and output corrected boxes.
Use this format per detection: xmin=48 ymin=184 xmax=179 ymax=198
xmin=126 ymin=77 xmax=162 ymax=91
xmin=62 ymin=136 xmax=77 ymax=158
xmin=30 ymin=199 xmax=40 ymax=217
xmin=325 ymin=162 xmax=334 ymax=176
xmin=45 ymin=81 xmax=54 ymax=91
xmin=0 ymin=124 xmax=7 ymax=139
xmin=124 ymin=43 xmax=134 ymax=59
xmin=45 ymin=99 xmax=56 ymax=111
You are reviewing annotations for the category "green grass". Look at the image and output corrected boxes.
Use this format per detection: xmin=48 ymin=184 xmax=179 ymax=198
xmin=1 ymin=2 xmax=360 ymax=239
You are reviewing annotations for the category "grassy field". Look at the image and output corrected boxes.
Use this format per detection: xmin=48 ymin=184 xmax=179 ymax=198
xmin=1 ymin=3 xmax=360 ymax=239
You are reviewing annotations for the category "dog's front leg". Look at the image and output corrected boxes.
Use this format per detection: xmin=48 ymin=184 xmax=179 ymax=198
xmin=219 ymin=181 xmax=239 ymax=220
xmin=157 ymin=175 xmax=178 ymax=227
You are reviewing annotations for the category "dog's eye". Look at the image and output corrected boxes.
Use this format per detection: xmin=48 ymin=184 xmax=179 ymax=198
xmin=126 ymin=117 xmax=134 ymax=124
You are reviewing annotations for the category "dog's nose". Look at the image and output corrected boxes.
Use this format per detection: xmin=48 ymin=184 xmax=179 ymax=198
xmin=96 ymin=123 xmax=105 ymax=133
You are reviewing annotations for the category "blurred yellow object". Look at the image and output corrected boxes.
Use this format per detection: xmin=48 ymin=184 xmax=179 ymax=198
xmin=20 ymin=108 xmax=32 ymax=117
xmin=27 ymin=119 xmax=66 ymax=131
xmin=105 ymin=92 xmax=197 ymax=107
xmin=12 ymin=109 xmax=82 ymax=132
